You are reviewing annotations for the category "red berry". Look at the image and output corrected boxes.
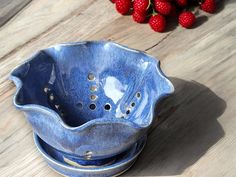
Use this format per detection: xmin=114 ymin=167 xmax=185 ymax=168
xmin=133 ymin=0 xmax=150 ymax=14
xmin=149 ymin=14 xmax=166 ymax=32
xmin=154 ymin=0 xmax=172 ymax=15
xmin=200 ymin=0 xmax=216 ymax=13
xmin=132 ymin=11 xmax=147 ymax=23
xmin=176 ymin=0 xmax=187 ymax=7
xmin=115 ymin=0 xmax=132 ymax=15
xmin=178 ymin=11 xmax=196 ymax=28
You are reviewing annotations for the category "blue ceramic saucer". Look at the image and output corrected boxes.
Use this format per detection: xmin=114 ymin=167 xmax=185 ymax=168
xmin=34 ymin=133 xmax=146 ymax=177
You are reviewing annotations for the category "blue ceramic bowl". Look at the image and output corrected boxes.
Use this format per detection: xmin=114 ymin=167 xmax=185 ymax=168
xmin=10 ymin=41 xmax=174 ymax=176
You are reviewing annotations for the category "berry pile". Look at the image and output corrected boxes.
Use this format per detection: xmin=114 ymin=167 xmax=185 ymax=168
xmin=111 ymin=0 xmax=216 ymax=32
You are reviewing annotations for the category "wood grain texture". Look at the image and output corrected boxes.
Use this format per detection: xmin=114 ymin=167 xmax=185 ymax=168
xmin=0 ymin=0 xmax=32 ymax=28
xmin=0 ymin=0 xmax=236 ymax=176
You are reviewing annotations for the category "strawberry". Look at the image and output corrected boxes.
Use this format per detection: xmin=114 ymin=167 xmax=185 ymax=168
xmin=132 ymin=11 xmax=147 ymax=23
xmin=133 ymin=0 xmax=150 ymax=14
xmin=149 ymin=14 xmax=166 ymax=32
xmin=154 ymin=0 xmax=172 ymax=15
xmin=176 ymin=0 xmax=187 ymax=7
xmin=115 ymin=0 xmax=132 ymax=15
xmin=200 ymin=0 xmax=216 ymax=13
xmin=178 ymin=11 xmax=196 ymax=28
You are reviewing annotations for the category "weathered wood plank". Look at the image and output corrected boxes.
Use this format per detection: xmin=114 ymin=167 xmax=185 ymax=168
xmin=0 ymin=0 xmax=96 ymax=59
xmin=0 ymin=0 xmax=32 ymax=28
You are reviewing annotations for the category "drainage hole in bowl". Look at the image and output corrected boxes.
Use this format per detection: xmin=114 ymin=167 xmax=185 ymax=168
xmin=84 ymin=151 xmax=92 ymax=160
xmin=131 ymin=102 xmax=135 ymax=107
xmin=55 ymin=104 xmax=60 ymax=109
xmin=89 ymin=103 xmax=96 ymax=110
xmin=136 ymin=92 xmax=141 ymax=98
xmin=60 ymin=109 xmax=65 ymax=117
xmin=104 ymin=103 xmax=111 ymax=111
xmin=44 ymin=87 xmax=50 ymax=93
xmin=49 ymin=93 xmax=54 ymax=101
xmin=88 ymin=73 xmax=95 ymax=81
xmin=90 ymin=85 xmax=98 ymax=92
xmin=90 ymin=95 xmax=97 ymax=101
xmin=76 ymin=102 xmax=83 ymax=109
xmin=126 ymin=110 xmax=130 ymax=115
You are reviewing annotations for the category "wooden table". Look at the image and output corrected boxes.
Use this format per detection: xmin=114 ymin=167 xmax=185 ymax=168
xmin=0 ymin=0 xmax=235 ymax=176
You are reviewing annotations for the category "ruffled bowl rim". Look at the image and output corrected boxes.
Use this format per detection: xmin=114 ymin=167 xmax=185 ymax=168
xmin=10 ymin=41 xmax=174 ymax=130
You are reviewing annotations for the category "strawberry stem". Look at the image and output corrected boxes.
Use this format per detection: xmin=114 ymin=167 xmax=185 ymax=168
xmin=149 ymin=2 xmax=157 ymax=16
xmin=152 ymin=9 xmax=157 ymax=15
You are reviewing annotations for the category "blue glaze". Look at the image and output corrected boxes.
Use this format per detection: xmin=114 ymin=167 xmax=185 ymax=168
xmin=34 ymin=133 xmax=146 ymax=177
xmin=10 ymin=41 xmax=174 ymax=176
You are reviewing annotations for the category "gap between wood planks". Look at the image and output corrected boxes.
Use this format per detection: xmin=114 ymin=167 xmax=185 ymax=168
xmin=145 ymin=32 xmax=173 ymax=51
xmin=0 ymin=0 xmax=98 ymax=62
xmin=0 ymin=0 xmax=33 ymax=28
xmin=0 ymin=2 xmax=172 ymax=63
